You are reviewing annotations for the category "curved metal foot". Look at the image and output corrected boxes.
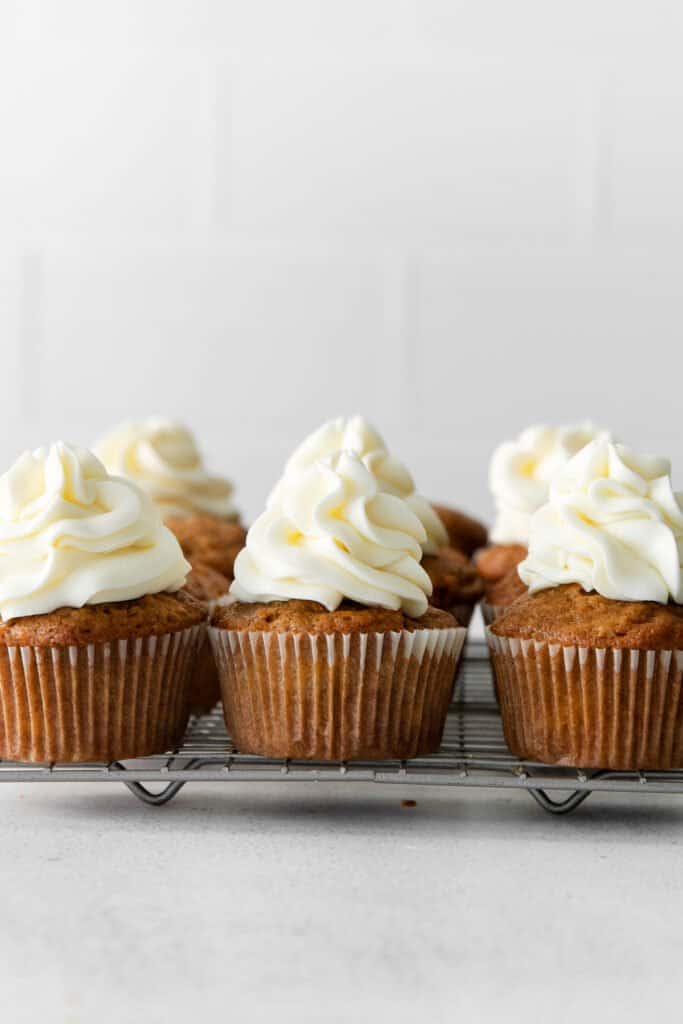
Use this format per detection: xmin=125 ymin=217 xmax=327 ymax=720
xmin=123 ymin=780 xmax=187 ymax=806
xmin=528 ymin=788 xmax=593 ymax=815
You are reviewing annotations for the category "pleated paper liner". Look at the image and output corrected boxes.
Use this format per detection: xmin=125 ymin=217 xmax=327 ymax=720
xmin=487 ymin=630 xmax=683 ymax=770
xmin=0 ymin=625 xmax=204 ymax=763
xmin=210 ymin=625 xmax=466 ymax=761
xmin=480 ymin=600 xmax=504 ymax=627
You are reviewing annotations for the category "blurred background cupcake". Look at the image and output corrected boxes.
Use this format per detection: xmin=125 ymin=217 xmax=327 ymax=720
xmin=269 ymin=415 xmax=483 ymax=625
xmin=96 ymin=417 xmax=246 ymax=580
xmin=0 ymin=442 xmax=204 ymax=762
xmin=489 ymin=439 xmax=683 ymax=770
xmin=477 ymin=422 xmax=610 ymax=619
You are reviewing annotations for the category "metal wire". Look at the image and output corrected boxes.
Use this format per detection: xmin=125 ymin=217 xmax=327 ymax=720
xmin=2 ymin=641 xmax=683 ymax=814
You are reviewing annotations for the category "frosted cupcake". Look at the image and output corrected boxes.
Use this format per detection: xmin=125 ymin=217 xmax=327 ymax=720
xmin=0 ymin=443 xmax=204 ymax=762
xmin=210 ymin=450 xmax=465 ymax=760
xmin=269 ymin=415 xmax=482 ymax=624
xmin=96 ymin=417 xmax=245 ymax=578
xmin=478 ymin=422 xmax=609 ymax=621
xmin=489 ymin=440 xmax=683 ymax=770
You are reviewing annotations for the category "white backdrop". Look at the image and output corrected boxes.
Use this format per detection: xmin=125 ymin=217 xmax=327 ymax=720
xmin=1 ymin=1 xmax=682 ymax=526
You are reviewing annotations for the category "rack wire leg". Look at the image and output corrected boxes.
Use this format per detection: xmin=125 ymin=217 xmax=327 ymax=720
xmin=528 ymin=788 xmax=592 ymax=815
xmin=123 ymin=780 xmax=187 ymax=806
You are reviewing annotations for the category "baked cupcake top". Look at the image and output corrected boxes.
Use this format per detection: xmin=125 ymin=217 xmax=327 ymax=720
xmin=95 ymin=417 xmax=238 ymax=521
xmin=0 ymin=442 xmax=189 ymax=620
xmin=489 ymin=422 xmax=609 ymax=545
xmin=214 ymin=599 xmax=454 ymax=635
xmin=421 ymin=546 xmax=484 ymax=610
xmin=270 ymin=415 xmax=448 ymax=555
xmin=519 ymin=440 xmax=683 ymax=604
xmin=231 ymin=449 xmax=433 ymax=618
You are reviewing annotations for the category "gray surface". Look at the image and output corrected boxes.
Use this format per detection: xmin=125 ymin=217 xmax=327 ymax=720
xmin=2 ymin=780 xmax=682 ymax=1023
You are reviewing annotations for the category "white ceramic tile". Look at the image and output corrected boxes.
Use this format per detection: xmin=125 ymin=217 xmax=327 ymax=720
xmin=1 ymin=49 xmax=212 ymax=232
xmin=37 ymin=236 xmax=400 ymax=449
xmin=220 ymin=58 xmax=588 ymax=238
xmin=413 ymin=242 xmax=683 ymax=460
xmin=610 ymin=65 xmax=683 ymax=233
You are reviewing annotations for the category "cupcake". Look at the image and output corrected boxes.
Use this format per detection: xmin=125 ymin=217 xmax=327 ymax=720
xmin=477 ymin=423 xmax=609 ymax=584
xmin=421 ymin=545 xmax=483 ymax=626
xmin=489 ymin=440 xmax=683 ymax=770
xmin=0 ymin=443 xmax=204 ymax=762
xmin=210 ymin=450 xmax=466 ymax=760
xmin=183 ymin=564 xmax=229 ymax=713
xmin=96 ymin=417 xmax=246 ymax=578
xmin=431 ymin=504 xmax=488 ymax=557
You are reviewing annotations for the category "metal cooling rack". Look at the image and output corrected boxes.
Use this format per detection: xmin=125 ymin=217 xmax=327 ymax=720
xmin=3 ymin=641 xmax=683 ymax=815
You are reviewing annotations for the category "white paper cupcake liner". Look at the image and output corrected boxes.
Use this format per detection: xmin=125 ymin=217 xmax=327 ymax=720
xmin=0 ymin=625 xmax=204 ymax=763
xmin=487 ymin=630 xmax=683 ymax=769
xmin=210 ymin=625 xmax=466 ymax=760
xmin=480 ymin=600 xmax=504 ymax=626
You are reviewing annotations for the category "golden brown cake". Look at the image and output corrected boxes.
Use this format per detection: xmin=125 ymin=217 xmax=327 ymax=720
xmin=476 ymin=543 xmax=527 ymax=583
xmin=167 ymin=514 xmax=247 ymax=579
xmin=182 ymin=565 xmax=229 ymax=714
xmin=0 ymin=591 xmax=204 ymax=646
xmin=432 ymin=503 xmax=488 ymax=556
xmin=480 ymin=565 xmax=527 ymax=625
xmin=212 ymin=599 xmax=460 ymax=760
xmin=421 ymin=546 xmax=484 ymax=625
xmin=492 ymin=584 xmax=683 ymax=649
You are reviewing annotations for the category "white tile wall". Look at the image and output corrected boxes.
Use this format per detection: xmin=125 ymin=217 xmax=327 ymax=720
xmin=1 ymin=1 xmax=683 ymax=523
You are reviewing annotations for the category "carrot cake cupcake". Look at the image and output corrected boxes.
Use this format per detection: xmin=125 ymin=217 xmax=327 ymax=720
xmin=0 ymin=442 xmax=204 ymax=762
xmin=96 ymin=417 xmax=245 ymax=577
xmin=489 ymin=440 xmax=683 ymax=770
xmin=211 ymin=450 xmax=465 ymax=760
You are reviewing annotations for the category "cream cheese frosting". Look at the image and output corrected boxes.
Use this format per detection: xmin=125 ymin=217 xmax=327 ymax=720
xmin=270 ymin=415 xmax=448 ymax=555
xmin=489 ymin=422 xmax=610 ymax=545
xmin=231 ymin=449 xmax=433 ymax=617
xmin=518 ymin=440 xmax=683 ymax=604
xmin=0 ymin=442 xmax=189 ymax=620
xmin=95 ymin=417 xmax=238 ymax=520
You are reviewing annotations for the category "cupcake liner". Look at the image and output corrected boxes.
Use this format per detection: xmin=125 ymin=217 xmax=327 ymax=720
xmin=210 ymin=625 xmax=466 ymax=761
xmin=480 ymin=600 xmax=504 ymax=627
xmin=487 ymin=630 xmax=683 ymax=769
xmin=0 ymin=625 xmax=204 ymax=763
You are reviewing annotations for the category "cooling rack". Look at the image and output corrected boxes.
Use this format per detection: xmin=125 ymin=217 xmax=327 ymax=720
xmin=2 ymin=641 xmax=683 ymax=815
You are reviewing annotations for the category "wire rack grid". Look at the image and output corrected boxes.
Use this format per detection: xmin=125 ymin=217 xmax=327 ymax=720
xmin=2 ymin=642 xmax=683 ymax=814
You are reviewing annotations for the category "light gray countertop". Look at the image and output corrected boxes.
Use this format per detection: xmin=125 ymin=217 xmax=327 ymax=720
xmin=1 ymin=779 xmax=681 ymax=1023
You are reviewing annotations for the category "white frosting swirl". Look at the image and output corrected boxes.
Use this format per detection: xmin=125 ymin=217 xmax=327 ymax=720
xmin=0 ymin=442 xmax=189 ymax=620
xmin=232 ymin=450 xmax=433 ymax=617
xmin=95 ymin=417 xmax=237 ymax=520
xmin=270 ymin=415 xmax=448 ymax=555
xmin=519 ymin=441 xmax=683 ymax=604
xmin=489 ymin=422 xmax=610 ymax=544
